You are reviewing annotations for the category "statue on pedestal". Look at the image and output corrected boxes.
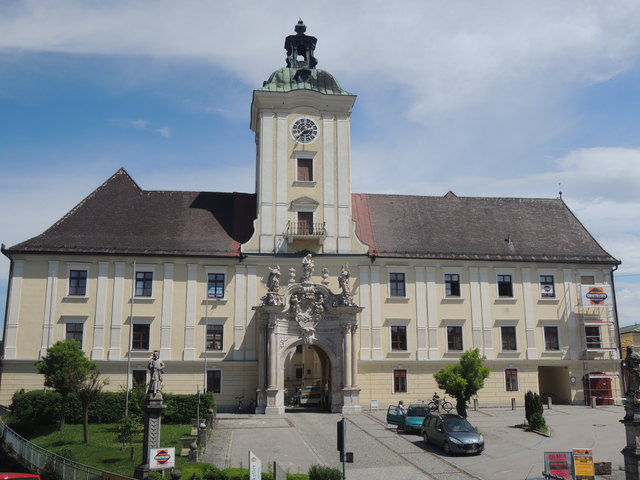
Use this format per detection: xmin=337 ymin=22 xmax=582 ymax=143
xmin=624 ymin=346 xmax=640 ymax=420
xmin=301 ymin=254 xmax=314 ymax=283
xmin=147 ymin=351 xmax=165 ymax=398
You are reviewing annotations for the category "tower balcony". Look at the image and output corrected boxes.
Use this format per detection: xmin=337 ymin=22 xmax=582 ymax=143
xmin=284 ymin=221 xmax=327 ymax=243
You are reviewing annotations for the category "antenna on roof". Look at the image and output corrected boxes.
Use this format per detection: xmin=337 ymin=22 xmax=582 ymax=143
xmin=558 ymin=182 xmax=563 ymax=200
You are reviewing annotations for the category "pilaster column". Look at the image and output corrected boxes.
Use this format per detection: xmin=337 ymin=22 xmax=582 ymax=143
xmin=350 ymin=324 xmax=358 ymax=387
xmin=268 ymin=316 xmax=277 ymax=389
xmin=343 ymin=323 xmax=352 ymax=387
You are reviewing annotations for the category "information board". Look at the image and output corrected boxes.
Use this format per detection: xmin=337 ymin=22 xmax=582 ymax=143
xmin=573 ymin=448 xmax=595 ymax=480
xmin=149 ymin=447 xmax=175 ymax=470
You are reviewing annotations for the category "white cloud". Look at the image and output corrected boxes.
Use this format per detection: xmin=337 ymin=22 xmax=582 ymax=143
xmin=109 ymin=118 xmax=170 ymax=138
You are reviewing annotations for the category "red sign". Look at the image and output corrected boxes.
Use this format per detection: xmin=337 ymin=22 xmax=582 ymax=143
xmin=545 ymin=452 xmax=572 ymax=479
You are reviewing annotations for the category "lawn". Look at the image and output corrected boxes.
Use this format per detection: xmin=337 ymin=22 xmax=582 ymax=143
xmin=27 ymin=423 xmax=193 ymax=476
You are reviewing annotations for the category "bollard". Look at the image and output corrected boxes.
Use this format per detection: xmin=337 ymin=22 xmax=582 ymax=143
xmin=547 ymin=396 xmax=552 ymax=410
xmin=591 ymin=396 xmax=597 ymax=408
xmin=511 ymin=397 xmax=516 ymax=410
xmin=473 ymin=398 xmax=478 ymax=411
xmin=188 ymin=440 xmax=198 ymax=462
xmin=171 ymin=470 xmax=182 ymax=480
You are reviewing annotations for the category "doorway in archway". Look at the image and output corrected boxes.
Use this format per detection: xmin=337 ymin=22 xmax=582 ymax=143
xmin=283 ymin=343 xmax=331 ymax=411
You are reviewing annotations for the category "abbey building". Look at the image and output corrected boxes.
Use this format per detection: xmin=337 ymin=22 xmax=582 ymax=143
xmin=0 ymin=22 xmax=622 ymax=412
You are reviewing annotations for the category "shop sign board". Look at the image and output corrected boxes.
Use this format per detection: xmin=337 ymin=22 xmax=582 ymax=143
xmin=149 ymin=448 xmax=175 ymax=470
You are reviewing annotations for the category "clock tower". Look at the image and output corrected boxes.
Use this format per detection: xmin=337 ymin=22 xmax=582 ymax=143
xmin=244 ymin=21 xmax=367 ymax=255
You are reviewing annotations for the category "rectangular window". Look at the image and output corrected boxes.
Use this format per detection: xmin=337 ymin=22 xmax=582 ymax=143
xmin=393 ymin=369 xmax=407 ymax=393
xmin=540 ymin=275 xmax=555 ymax=298
xmin=391 ymin=326 xmax=407 ymax=351
xmin=585 ymin=326 xmax=601 ymax=348
xmin=581 ymin=275 xmax=595 ymax=285
xmin=501 ymin=326 xmax=517 ymax=351
xmin=497 ymin=274 xmax=513 ymax=297
xmin=65 ymin=323 xmax=83 ymax=347
xmin=544 ymin=326 xmax=560 ymax=351
xmin=206 ymin=324 xmax=224 ymax=351
xmin=206 ymin=370 xmax=222 ymax=394
xmin=389 ymin=273 xmax=406 ymax=297
xmin=295 ymin=366 xmax=303 ymax=379
xmin=132 ymin=323 xmax=150 ymax=350
xmin=132 ymin=370 xmax=147 ymax=387
xmin=69 ymin=270 xmax=87 ymax=296
xmin=297 ymin=158 xmax=313 ymax=182
xmin=207 ymin=273 xmax=225 ymax=299
xmin=445 ymin=274 xmax=460 ymax=297
xmin=505 ymin=368 xmax=519 ymax=391
xmin=135 ymin=271 xmax=153 ymax=297
xmin=447 ymin=326 xmax=463 ymax=351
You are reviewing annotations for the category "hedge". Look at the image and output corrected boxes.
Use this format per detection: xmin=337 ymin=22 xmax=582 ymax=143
xmin=9 ymin=388 xmax=215 ymax=429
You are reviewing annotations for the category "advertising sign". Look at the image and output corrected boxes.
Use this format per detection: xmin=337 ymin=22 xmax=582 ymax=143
xmin=249 ymin=450 xmax=262 ymax=480
xmin=544 ymin=452 xmax=573 ymax=480
xmin=149 ymin=448 xmax=175 ymax=470
xmin=573 ymin=448 xmax=595 ymax=480
xmin=579 ymin=285 xmax=612 ymax=307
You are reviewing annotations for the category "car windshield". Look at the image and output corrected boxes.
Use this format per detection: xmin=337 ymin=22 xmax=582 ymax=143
xmin=443 ymin=417 xmax=475 ymax=432
xmin=407 ymin=406 xmax=429 ymax=417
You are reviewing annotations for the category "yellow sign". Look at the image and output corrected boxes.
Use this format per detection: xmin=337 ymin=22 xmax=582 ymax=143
xmin=572 ymin=448 xmax=594 ymax=480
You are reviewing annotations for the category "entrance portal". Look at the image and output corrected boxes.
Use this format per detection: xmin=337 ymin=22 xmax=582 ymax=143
xmin=253 ymin=257 xmax=363 ymax=414
xmin=284 ymin=344 xmax=331 ymax=410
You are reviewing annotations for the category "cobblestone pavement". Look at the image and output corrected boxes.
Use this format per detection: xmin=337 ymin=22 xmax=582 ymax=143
xmin=201 ymin=405 xmax=628 ymax=480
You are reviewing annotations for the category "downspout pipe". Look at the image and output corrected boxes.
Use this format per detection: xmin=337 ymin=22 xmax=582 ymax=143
xmin=610 ymin=264 xmax=625 ymax=393
xmin=1 ymin=244 xmax=12 ymax=359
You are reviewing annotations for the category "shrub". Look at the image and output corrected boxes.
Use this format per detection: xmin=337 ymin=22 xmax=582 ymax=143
xmin=529 ymin=411 xmax=547 ymax=431
xmin=9 ymin=389 xmax=60 ymax=430
xmin=308 ymin=465 xmax=343 ymax=480
xmin=524 ymin=390 xmax=544 ymax=426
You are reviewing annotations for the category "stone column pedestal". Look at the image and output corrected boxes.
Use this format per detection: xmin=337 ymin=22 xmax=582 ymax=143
xmin=341 ymin=387 xmax=362 ymax=414
xmin=134 ymin=394 xmax=167 ymax=480
xmin=264 ymin=388 xmax=284 ymax=415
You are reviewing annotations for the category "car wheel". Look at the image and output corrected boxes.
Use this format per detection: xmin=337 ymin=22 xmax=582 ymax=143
xmin=423 ymin=432 xmax=429 ymax=444
xmin=398 ymin=424 xmax=404 ymax=433
xmin=443 ymin=442 xmax=451 ymax=455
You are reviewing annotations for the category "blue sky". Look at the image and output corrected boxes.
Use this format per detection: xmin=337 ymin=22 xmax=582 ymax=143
xmin=1 ymin=1 xmax=640 ymax=332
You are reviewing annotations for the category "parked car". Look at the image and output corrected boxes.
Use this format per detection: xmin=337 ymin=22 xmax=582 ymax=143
xmin=299 ymin=386 xmax=321 ymax=406
xmin=386 ymin=404 xmax=431 ymax=433
xmin=0 ymin=475 xmax=41 ymax=480
xmin=421 ymin=413 xmax=484 ymax=454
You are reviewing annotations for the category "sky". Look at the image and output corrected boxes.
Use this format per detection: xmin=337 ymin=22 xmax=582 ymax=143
xmin=1 ymin=0 xmax=639 ymax=332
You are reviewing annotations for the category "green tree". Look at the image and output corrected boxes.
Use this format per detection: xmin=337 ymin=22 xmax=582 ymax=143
xmin=35 ymin=340 xmax=96 ymax=431
xmin=117 ymin=414 xmax=142 ymax=459
xmin=433 ymin=348 xmax=490 ymax=418
xmin=77 ymin=371 xmax=107 ymax=443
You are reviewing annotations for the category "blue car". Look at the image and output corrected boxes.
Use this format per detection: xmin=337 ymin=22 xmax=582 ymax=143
xmin=386 ymin=404 xmax=431 ymax=433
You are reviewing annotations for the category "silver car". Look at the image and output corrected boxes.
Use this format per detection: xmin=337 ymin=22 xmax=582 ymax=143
xmin=421 ymin=413 xmax=484 ymax=455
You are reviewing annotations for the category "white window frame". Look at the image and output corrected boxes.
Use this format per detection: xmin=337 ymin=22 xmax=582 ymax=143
xmin=542 ymin=324 xmax=561 ymax=352
xmin=499 ymin=324 xmax=518 ymax=352
xmin=504 ymin=367 xmax=519 ymax=392
xmin=443 ymin=269 xmax=463 ymax=298
xmin=205 ymin=266 xmax=228 ymax=301
xmin=537 ymin=270 xmax=557 ymax=300
xmin=205 ymin=317 xmax=227 ymax=352
xmin=65 ymin=263 xmax=91 ymax=298
xmin=207 ymin=368 xmax=223 ymax=394
xmin=387 ymin=267 xmax=409 ymax=299
xmin=130 ymin=316 xmax=153 ymax=352
xmin=61 ymin=316 xmax=87 ymax=349
xmin=392 ymin=368 xmax=408 ymax=394
xmin=496 ymin=268 xmax=515 ymax=299
xmin=134 ymin=264 xmax=156 ymax=299
xmin=292 ymin=150 xmax=317 ymax=186
xmin=389 ymin=321 xmax=409 ymax=352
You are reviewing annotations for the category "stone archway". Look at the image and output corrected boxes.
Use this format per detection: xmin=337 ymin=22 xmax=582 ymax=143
xmin=253 ymin=258 xmax=362 ymax=414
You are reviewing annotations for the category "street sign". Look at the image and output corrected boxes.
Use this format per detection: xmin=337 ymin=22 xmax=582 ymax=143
xmin=544 ymin=452 xmax=573 ymax=480
xmin=249 ymin=450 xmax=262 ymax=480
xmin=149 ymin=448 xmax=175 ymax=470
xmin=572 ymin=449 xmax=595 ymax=480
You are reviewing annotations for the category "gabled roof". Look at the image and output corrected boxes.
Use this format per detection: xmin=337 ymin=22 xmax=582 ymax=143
xmin=6 ymin=169 xmax=256 ymax=257
xmin=6 ymin=171 xmax=619 ymax=265
xmin=352 ymin=192 xmax=619 ymax=264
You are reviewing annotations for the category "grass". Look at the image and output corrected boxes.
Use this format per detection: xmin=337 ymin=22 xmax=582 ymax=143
xmin=26 ymin=423 xmax=192 ymax=476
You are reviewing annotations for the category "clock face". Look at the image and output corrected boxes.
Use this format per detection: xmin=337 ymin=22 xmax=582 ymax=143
xmin=291 ymin=118 xmax=319 ymax=144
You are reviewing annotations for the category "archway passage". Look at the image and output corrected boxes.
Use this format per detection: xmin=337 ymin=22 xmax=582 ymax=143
xmin=284 ymin=343 xmax=331 ymax=411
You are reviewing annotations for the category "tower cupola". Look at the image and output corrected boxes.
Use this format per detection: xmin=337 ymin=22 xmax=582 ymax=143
xmin=285 ymin=20 xmax=318 ymax=70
